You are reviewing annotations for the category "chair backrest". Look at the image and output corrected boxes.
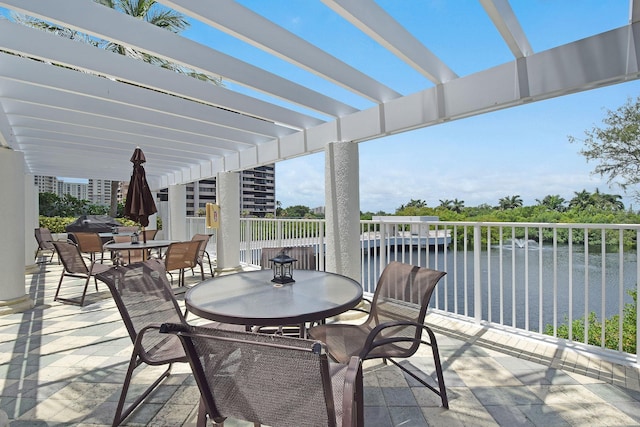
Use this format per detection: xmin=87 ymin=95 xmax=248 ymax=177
xmin=116 ymin=226 xmax=139 ymax=234
xmin=96 ymin=260 xmax=187 ymax=361
xmin=112 ymin=235 xmax=145 ymax=264
xmin=160 ymin=323 xmax=341 ymax=427
xmin=52 ymin=240 xmax=90 ymax=275
xmin=142 ymin=229 xmax=157 ymax=240
xmin=164 ymin=241 xmax=200 ymax=271
xmin=260 ymin=246 xmax=317 ymax=271
xmin=190 ymin=233 xmax=211 ymax=260
xmin=35 ymin=227 xmax=55 ymax=250
xmin=71 ymin=232 xmax=104 ymax=254
xmin=365 ymin=262 xmax=446 ymax=354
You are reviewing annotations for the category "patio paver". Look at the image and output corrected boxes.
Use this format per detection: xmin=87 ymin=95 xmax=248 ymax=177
xmin=1 ymin=259 xmax=639 ymax=426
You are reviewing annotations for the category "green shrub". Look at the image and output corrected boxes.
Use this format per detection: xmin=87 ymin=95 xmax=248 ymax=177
xmin=545 ymin=289 xmax=637 ymax=354
xmin=38 ymin=216 xmax=135 ymax=233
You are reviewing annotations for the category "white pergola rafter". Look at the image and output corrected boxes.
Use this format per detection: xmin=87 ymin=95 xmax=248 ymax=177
xmin=0 ymin=0 xmax=638 ymax=190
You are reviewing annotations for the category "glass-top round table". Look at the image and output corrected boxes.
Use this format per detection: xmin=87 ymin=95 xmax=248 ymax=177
xmin=185 ymin=269 xmax=363 ymax=327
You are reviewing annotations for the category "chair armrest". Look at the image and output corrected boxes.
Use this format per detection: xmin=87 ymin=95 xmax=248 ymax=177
xmin=359 ymin=320 xmax=424 ymax=359
xmin=341 ymin=356 xmax=362 ymax=427
xmin=133 ymin=323 xmax=163 ymax=346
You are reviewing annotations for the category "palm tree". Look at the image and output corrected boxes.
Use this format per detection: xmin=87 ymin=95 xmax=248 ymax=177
xmin=498 ymin=195 xmax=523 ymax=210
xmin=591 ymin=188 xmax=625 ymax=211
xmin=438 ymin=199 xmax=453 ymax=210
xmin=12 ymin=0 xmax=222 ymax=217
xmin=95 ymin=0 xmax=221 ymax=84
xmin=569 ymin=190 xmax=593 ymax=210
xmin=535 ymin=195 xmax=566 ymax=212
xmin=450 ymin=198 xmax=465 ymax=213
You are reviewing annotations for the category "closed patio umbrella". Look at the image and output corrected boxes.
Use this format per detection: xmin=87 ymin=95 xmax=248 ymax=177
xmin=124 ymin=147 xmax=157 ymax=242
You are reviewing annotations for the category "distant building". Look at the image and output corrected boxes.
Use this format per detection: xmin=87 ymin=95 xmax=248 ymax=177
xmin=59 ymin=181 xmax=88 ymax=200
xmin=37 ymin=165 xmax=276 ymax=217
xmin=158 ymin=164 xmax=276 ymax=217
xmin=87 ymin=179 xmax=115 ymax=206
xmin=311 ymin=206 xmax=325 ymax=216
xmin=34 ymin=175 xmax=58 ymax=194
xmin=35 ymin=176 xmax=121 ymax=206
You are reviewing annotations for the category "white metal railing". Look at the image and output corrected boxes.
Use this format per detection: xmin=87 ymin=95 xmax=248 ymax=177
xmin=199 ymin=217 xmax=639 ymax=362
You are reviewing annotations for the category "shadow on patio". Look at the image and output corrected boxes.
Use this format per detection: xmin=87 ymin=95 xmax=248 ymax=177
xmin=1 ymin=260 xmax=639 ymax=426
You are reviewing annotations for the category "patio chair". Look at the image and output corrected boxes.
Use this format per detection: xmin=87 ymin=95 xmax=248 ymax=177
xmin=164 ymin=240 xmax=200 ymax=288
xmin=160 ymin=322 xmax=364 ymax=427
xmin=259 ymin=246 xmax=318 ymax=336
xmin=308 ymin=261 xmax=449 ymax=408
xmin=51 ymin=240 xmax=111 ymax=306
xmin=111 ymin=234 xmax=146 ymax=265
xmin=260 ymin=246 xmax=317 ymax=271
xmin=141 ymin=228 xmax=157 ymax=241
xmin=94 ymin=259 xmax=188 ymax=426
xmin=71 ymin=232 xmax=107 ymax=263
xmin=34 ymin=227 xmax=58 ymax=263
xmin=116 ymin=226 xmax=139 ymax=234
xmin=190 ymin=233 xmax=214 ymax=279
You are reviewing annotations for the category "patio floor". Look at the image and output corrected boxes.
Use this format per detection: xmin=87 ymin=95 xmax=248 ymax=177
xmin=1 ymin=259 xmax=640 ymax=426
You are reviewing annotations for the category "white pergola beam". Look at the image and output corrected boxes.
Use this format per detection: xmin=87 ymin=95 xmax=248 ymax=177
xmin=322 ymin=0 xmax=458 ymax=84
xmin=0 ymin=19 xmax=323 ymax=131
xmin=160 ymin=0 xmax=401 ymax=103
xmin=480 ymin=0 xmax=533 ymax=58
xmin=0 ymin=0 xmax=358 ymax=118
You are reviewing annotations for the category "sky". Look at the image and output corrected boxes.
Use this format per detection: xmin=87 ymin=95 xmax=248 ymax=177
xmin=47 ymin=1 xmax=640 ymax=213
xmin=206 ymin=0 xmax=640 ymax=214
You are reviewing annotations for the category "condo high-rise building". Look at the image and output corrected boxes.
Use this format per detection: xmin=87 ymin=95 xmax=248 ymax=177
xmin=159 ymin=164 xmax=276 ymax=217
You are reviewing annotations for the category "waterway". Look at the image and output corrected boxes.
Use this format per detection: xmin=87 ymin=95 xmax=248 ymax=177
xmin=368 ymin=243 xmax=637 ymax=333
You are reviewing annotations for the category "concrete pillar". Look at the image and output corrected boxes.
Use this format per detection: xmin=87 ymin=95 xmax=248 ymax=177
xmin=0 ymin=150 xmax=34 ymax=314
xmin=168 ymin=184 xmax=187 ymax=241
xmin=325 ymin=141 xmax=360 ymax=282
xmin=215 ymin=171 xmax=241 ymax=273
xmin=24 ymin=175 xmax=39 ymax=271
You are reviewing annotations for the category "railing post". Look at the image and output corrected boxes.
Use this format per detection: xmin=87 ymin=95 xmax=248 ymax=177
xmin=474 ymin=223 xmax=482 ymax=324
xmin=318 ymin=219 xmax=325 ymax=271
xmin=244 ymin=219 xmax=253 ymax=265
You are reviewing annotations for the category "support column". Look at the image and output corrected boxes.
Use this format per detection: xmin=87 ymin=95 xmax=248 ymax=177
xmin=0 ymin=150 xmax=34 ymax=314
xmin=325 ymin=141 xmax=360 ymax=282
xmin=168 ymin=184 xmax=187 ymax=241
xmin=24 ymin=175 xmax=39 ymax=272
xmin=215 ymin=171 xmax=241 ymax=273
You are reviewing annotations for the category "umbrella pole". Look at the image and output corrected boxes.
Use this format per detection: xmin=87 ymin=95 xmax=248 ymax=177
xmin=141 ymin=226 xmax=147 ymax=243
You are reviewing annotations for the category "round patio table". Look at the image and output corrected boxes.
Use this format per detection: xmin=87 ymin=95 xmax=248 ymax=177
xmin=103 ymin=239 xmax=175 ymax=252
xmin=185 ymin=269 xmax=363 ymax=327
xmin=103 ymin=239 xmax=175 ymax=264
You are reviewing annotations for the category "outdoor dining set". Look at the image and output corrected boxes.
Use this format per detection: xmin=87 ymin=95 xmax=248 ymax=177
xmin=33 ymin=226 xmax=449 ymax=427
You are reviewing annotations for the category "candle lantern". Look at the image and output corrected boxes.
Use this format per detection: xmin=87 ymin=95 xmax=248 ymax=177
xmin=270 ymin=249 xmax=297 ymax=284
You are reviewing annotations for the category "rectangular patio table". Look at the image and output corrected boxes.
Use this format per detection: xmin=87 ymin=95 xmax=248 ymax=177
xmin=185 ymin=269 xmax=363 ymax=337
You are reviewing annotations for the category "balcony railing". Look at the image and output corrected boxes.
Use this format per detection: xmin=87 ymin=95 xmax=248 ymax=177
xmin=187 ymin=216 xmax=639 ymax=363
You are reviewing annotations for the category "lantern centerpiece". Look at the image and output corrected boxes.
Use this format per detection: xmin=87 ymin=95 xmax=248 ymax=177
xmin=270 ymin=249 xmax=297 ymax=284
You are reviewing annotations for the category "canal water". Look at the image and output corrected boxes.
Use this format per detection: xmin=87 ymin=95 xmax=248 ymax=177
xmin=367 ymin=243 xmax=637 ymax=333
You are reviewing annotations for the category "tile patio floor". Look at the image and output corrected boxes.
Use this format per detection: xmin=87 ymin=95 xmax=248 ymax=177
xmin=1 ymin=258 xmax=640 ymax=426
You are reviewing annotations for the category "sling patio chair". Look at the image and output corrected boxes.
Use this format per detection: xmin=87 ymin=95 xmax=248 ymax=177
xmin=34 ymin=227 xmax=59 ymax=263
xmin=71 ymin=231 xmax=107 ymax=263
xmin=160 ymin=322 xmax=364 ymax=427
xmin=164 ymin=240 xmax=201 ymax=288
xmin=96 ymin=259 xmax=243 ymax=426
xmin=51 ymin=240 xmax=111 ymax=307
xmin=190 ymin=233 xmax=214 ymax=279
xmin=111 ymin=234 xmax=146 ymax=265
xmin=116 ymin=225 xmax=139 ymax=234
xmin=258 ymin=246 xmax=318 ymax=336
xmin=308 ymin=261 xmax=449 ymax=408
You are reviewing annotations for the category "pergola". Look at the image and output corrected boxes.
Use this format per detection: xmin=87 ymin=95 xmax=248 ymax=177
xmin=2 ymin=0 xmax=640 ymax=311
